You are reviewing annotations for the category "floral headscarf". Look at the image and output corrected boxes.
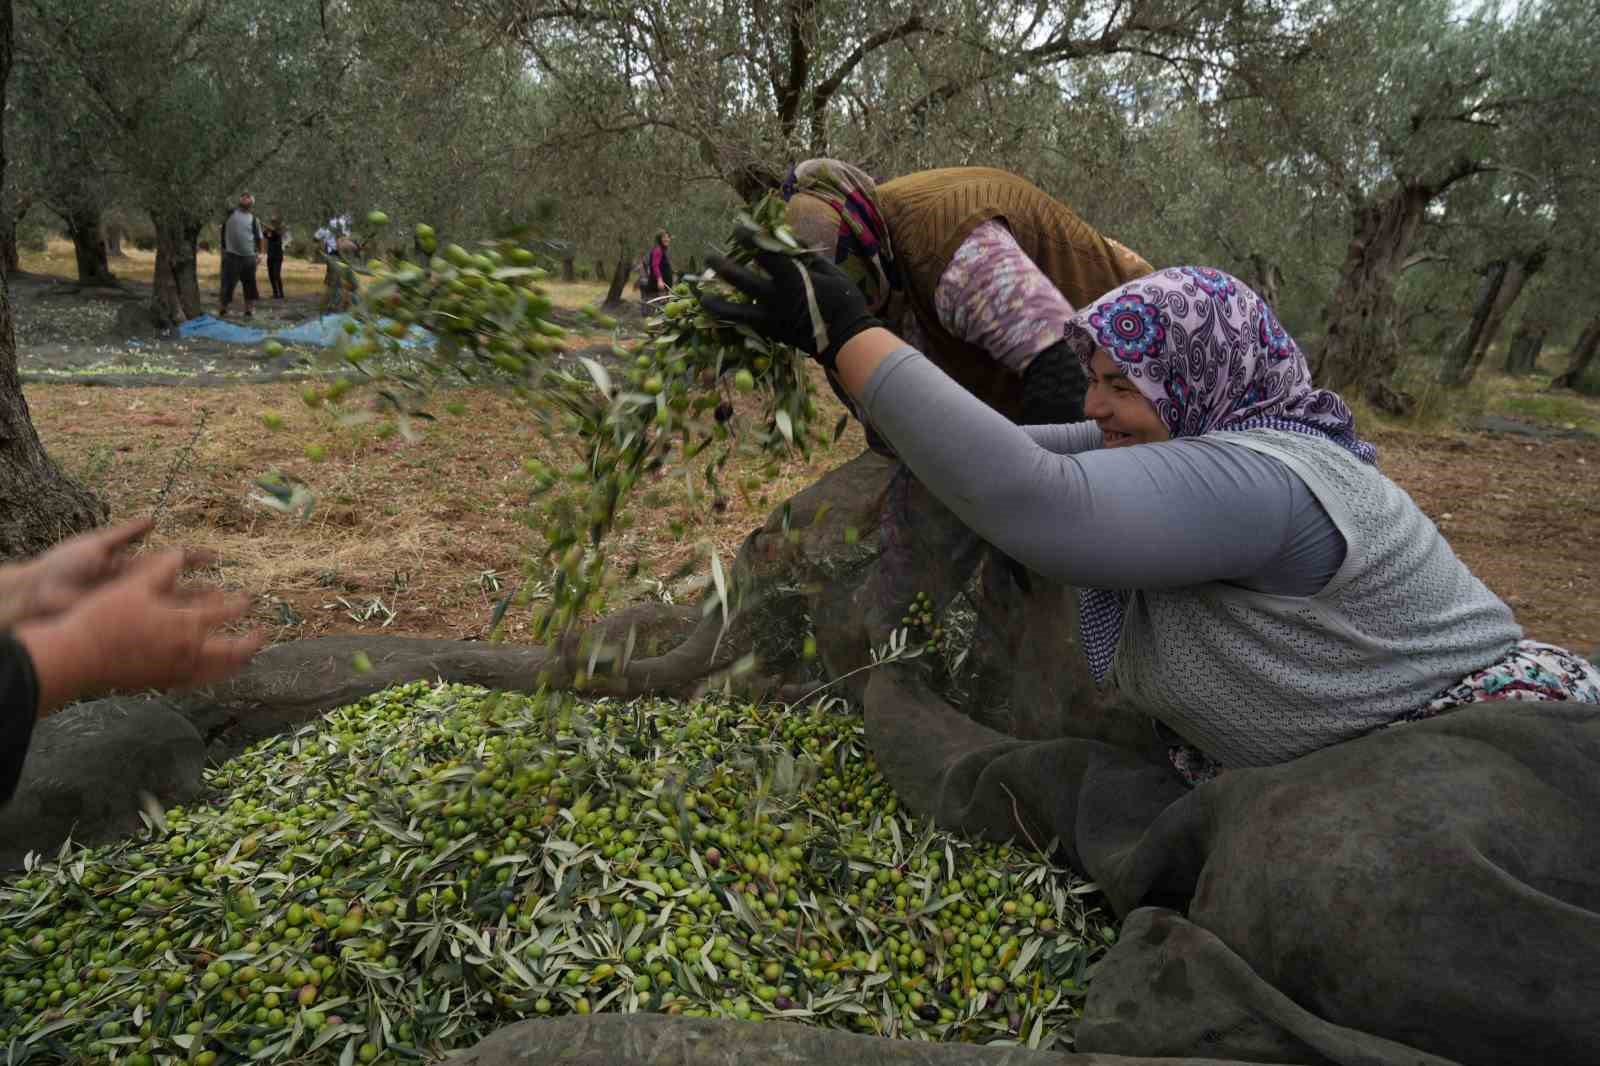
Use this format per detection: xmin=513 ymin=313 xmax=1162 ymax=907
xmin=780 ymin=159 xmax=903 ymax=315
xmin=1062 ymin=266 xmax=1377 ymax=683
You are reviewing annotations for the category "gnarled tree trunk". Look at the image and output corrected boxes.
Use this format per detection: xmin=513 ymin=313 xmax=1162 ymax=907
xmin=149 ymin=207 xmax=202 ymax=326
xmin=1311 ymin=187 xmax=1435 ymax=414
xmin=1504 ymin=318 xmax=1547 ymax=376
xmin=0 ymin=189 xmax=25 ymax=275
xmin=1551 ymin=316 xmax=1600 ymax=391
xmin=1438 ymin=259 xmax=1506 ymax=386
xmin=1466 ymin=251 xmax=1541 ymax=380
xmin=63 ymin=203 xmax=116 ymax=286
xmin=602 ymin=243 xmax=633 ymax=308
xmin=1313 ymin=160 xmax=1485 ymax=413
xmin=0 ymin=1 xmax=108 ymax=556
xmin=0 ymin=270 xmax=109 ymax=557
xmin=1246 ymin=253 xmax=1283 ymax=311
xmin=1443 ymin=250 xmax=1545 ymax=387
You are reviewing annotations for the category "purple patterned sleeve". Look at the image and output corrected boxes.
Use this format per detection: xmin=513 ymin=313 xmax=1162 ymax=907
xmin=933 ymin=220 xmax=1075 ymax=375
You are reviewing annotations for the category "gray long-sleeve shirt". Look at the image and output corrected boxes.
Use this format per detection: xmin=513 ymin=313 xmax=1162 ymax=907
xmin=862 ymin=346 xmax=1346 ymax=597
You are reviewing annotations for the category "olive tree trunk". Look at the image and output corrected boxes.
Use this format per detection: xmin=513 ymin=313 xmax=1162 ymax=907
xmin=148 ymin=207 xmax=202 ymax=327
xmin=1504 ymin=319 xmax=1547 ymax=376
xmin=0 ymin=0 xmax=108 ymax=556
xmin=1551 ymin=316 xmax=1600 ymax=391
xmin=1312 ymin=159 xmax=1485 ymax=413
xmin=103 ymin=219 xmax=125 ymax=258
xmin=1246 ymin=253 xmax=1283 ymax=310
xmin=602 ymin=247 xmax=633 ymax=308
xmin=1438 ymin=260 xmax=1506 ymax=386
xmin=1470 ymin=251 xmax=1542 ymax=377
xmin=1441 ymin=251 xmax=1544 ymax=387
xmin=0 ymin=189 xmax=24 ymax=275
xmin=63 ymin=203 xmax=116 ymax=286
xmin=0 ymin=272 xmax=109 ymax=555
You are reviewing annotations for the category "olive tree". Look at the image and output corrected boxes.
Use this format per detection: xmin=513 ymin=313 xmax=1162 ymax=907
xmin=460 ymin=0 xmax=1310 ymax=202
xmin=0 ymin=0 xmax=107 ymax=555
xmin=24 ymin=0 xmax=343 ymax=325
xmin=9 ymin=30 xmax=118 ymax=287
xmin=1223 ymin=0 xmax=1600 ymax=411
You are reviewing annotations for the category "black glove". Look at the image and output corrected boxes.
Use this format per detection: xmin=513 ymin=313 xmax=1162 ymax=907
xmin=1020 ymin=339 xmax=1088 ymax=425
xmin=703 ymin=240 xmax=882 ymax=372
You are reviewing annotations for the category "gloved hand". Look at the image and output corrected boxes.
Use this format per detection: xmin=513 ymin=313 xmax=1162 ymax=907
xmin=703 ymin=237 xmax=882 ymax=372
xmin=1020 ymin=339 xmax=1088 ymax=426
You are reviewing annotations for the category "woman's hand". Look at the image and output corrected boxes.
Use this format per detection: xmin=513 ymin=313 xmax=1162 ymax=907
xmin=16 ymin=550 xmax=264 ymax=714
xmin=703 ymin=239 xmax=882 ymax=371
xmin=0 ymin=519 xmax=216 ymax=629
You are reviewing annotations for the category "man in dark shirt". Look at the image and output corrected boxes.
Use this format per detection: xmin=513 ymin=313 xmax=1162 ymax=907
xmin=0 ymin=520 xmax=263 ymax=803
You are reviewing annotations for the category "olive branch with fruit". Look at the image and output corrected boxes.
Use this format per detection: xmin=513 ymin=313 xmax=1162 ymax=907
xmin=274 ymin=199 xmax=838 ymax=657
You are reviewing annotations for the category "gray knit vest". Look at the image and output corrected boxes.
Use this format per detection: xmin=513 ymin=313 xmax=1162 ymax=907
xmin=1112 ymin=428 xmax=1520 ymax=768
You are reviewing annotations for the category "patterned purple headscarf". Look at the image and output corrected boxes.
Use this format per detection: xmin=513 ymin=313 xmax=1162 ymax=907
xmin=1062 ymin=266 xmax=1377 ymax=683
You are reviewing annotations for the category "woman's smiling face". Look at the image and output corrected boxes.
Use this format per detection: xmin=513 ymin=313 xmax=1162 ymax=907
xmin=1083 ymin=349 xmax=1171 ymax=447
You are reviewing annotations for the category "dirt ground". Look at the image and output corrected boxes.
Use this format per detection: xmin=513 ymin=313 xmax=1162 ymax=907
xmin=10 ymin=243 xmax=1600 ymax=659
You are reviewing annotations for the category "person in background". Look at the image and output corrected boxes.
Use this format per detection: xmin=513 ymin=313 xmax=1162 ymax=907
xmin=263 ymin=212 xmax=288 ymax=299
xmin=640 ymin=230 xmax=673 ymax=309
xmin=314 ymin=215 xmax=357 ymax=312
xmin=219 ymin=193 xmax=264 ymax=319
xmin=0 ymin=520 xmax=264 ymax=803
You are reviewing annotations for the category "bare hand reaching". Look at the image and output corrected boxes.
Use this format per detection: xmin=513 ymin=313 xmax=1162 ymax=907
xmin=15 ymin=550 xmax=264 ymax=714
xmin=10 ymin=519 xmax=216 ymax=621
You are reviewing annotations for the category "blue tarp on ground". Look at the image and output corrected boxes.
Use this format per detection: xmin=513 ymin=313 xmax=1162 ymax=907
xmin=174 ymin=315 xmax=268 ymax=344
xmin=272 ymin=314 xmax=435 ymax=350
xmin=175 ymin=313 xmax=435 ymax=349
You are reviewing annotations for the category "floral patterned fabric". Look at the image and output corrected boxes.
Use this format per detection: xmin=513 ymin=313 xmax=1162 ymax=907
xmin=780 ymin=159 xmax=903 ymax=315
xmin=1168 ymin=640 xmax=1600 ymax=787
xmin=933 ymin=220 xmax=1076 ymax=374
xmin=1402 ymin=639 xmax=1600 ymax=719
xmin=1063 ymin=268 xmax=1378 ymax=683
xmin=1063 ymin=267 xmax=1375 ymax=460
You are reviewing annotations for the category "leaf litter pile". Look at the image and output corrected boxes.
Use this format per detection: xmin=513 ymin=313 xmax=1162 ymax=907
xmin=0 ymin=683 xmax=1114 ymax=1064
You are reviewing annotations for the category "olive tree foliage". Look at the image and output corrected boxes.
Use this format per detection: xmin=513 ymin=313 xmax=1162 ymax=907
xmin=1213 ymin=0 xmax=1600 ymax=411
xmin=1006 ymin=64 xmax=1354 ymax=336
xmin=7 ymin=34 xmax=118 ymax=286
xmin=0 ymin=0 xmax=107 ymax=554
xmin=256 ymin=0 xmax=552 ymax=261
xmin=1492 ymin=0 xmax=1600 ymax=389
xmin=456 ymin=0 xmax=1314 ymax=202
xmin=22 ymin=0 xmax=344 ymax=325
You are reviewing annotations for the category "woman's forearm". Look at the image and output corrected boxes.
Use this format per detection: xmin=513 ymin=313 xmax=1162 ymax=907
xmin=834 ymin=327 xmax=907 ymax=396
xmin=838 ymin=338 xmax=1298 ymax=589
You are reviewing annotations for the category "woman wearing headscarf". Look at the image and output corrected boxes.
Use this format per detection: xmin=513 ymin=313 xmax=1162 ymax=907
xmin=779 ymin=161 xmax=1153 ymax=639
xmin=704 ymin=255 xmax=1600 ymax=777
xmin=706 ymin=255 xmax=1600 ymax=1065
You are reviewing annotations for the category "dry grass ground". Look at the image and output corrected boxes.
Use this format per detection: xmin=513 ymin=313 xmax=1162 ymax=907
xmin=27 ymin=376 xmax=863 ymax=648
xmin=20 ymin=238 xmax=614 ymax=312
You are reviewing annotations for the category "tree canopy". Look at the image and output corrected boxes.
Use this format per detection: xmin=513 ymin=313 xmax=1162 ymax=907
xmin=6 ymin=0 xmax=1599 ymax=392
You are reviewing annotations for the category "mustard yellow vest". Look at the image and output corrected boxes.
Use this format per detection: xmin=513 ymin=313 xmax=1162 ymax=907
xmin=877 ymin=167 xmax=1147 ymax=420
